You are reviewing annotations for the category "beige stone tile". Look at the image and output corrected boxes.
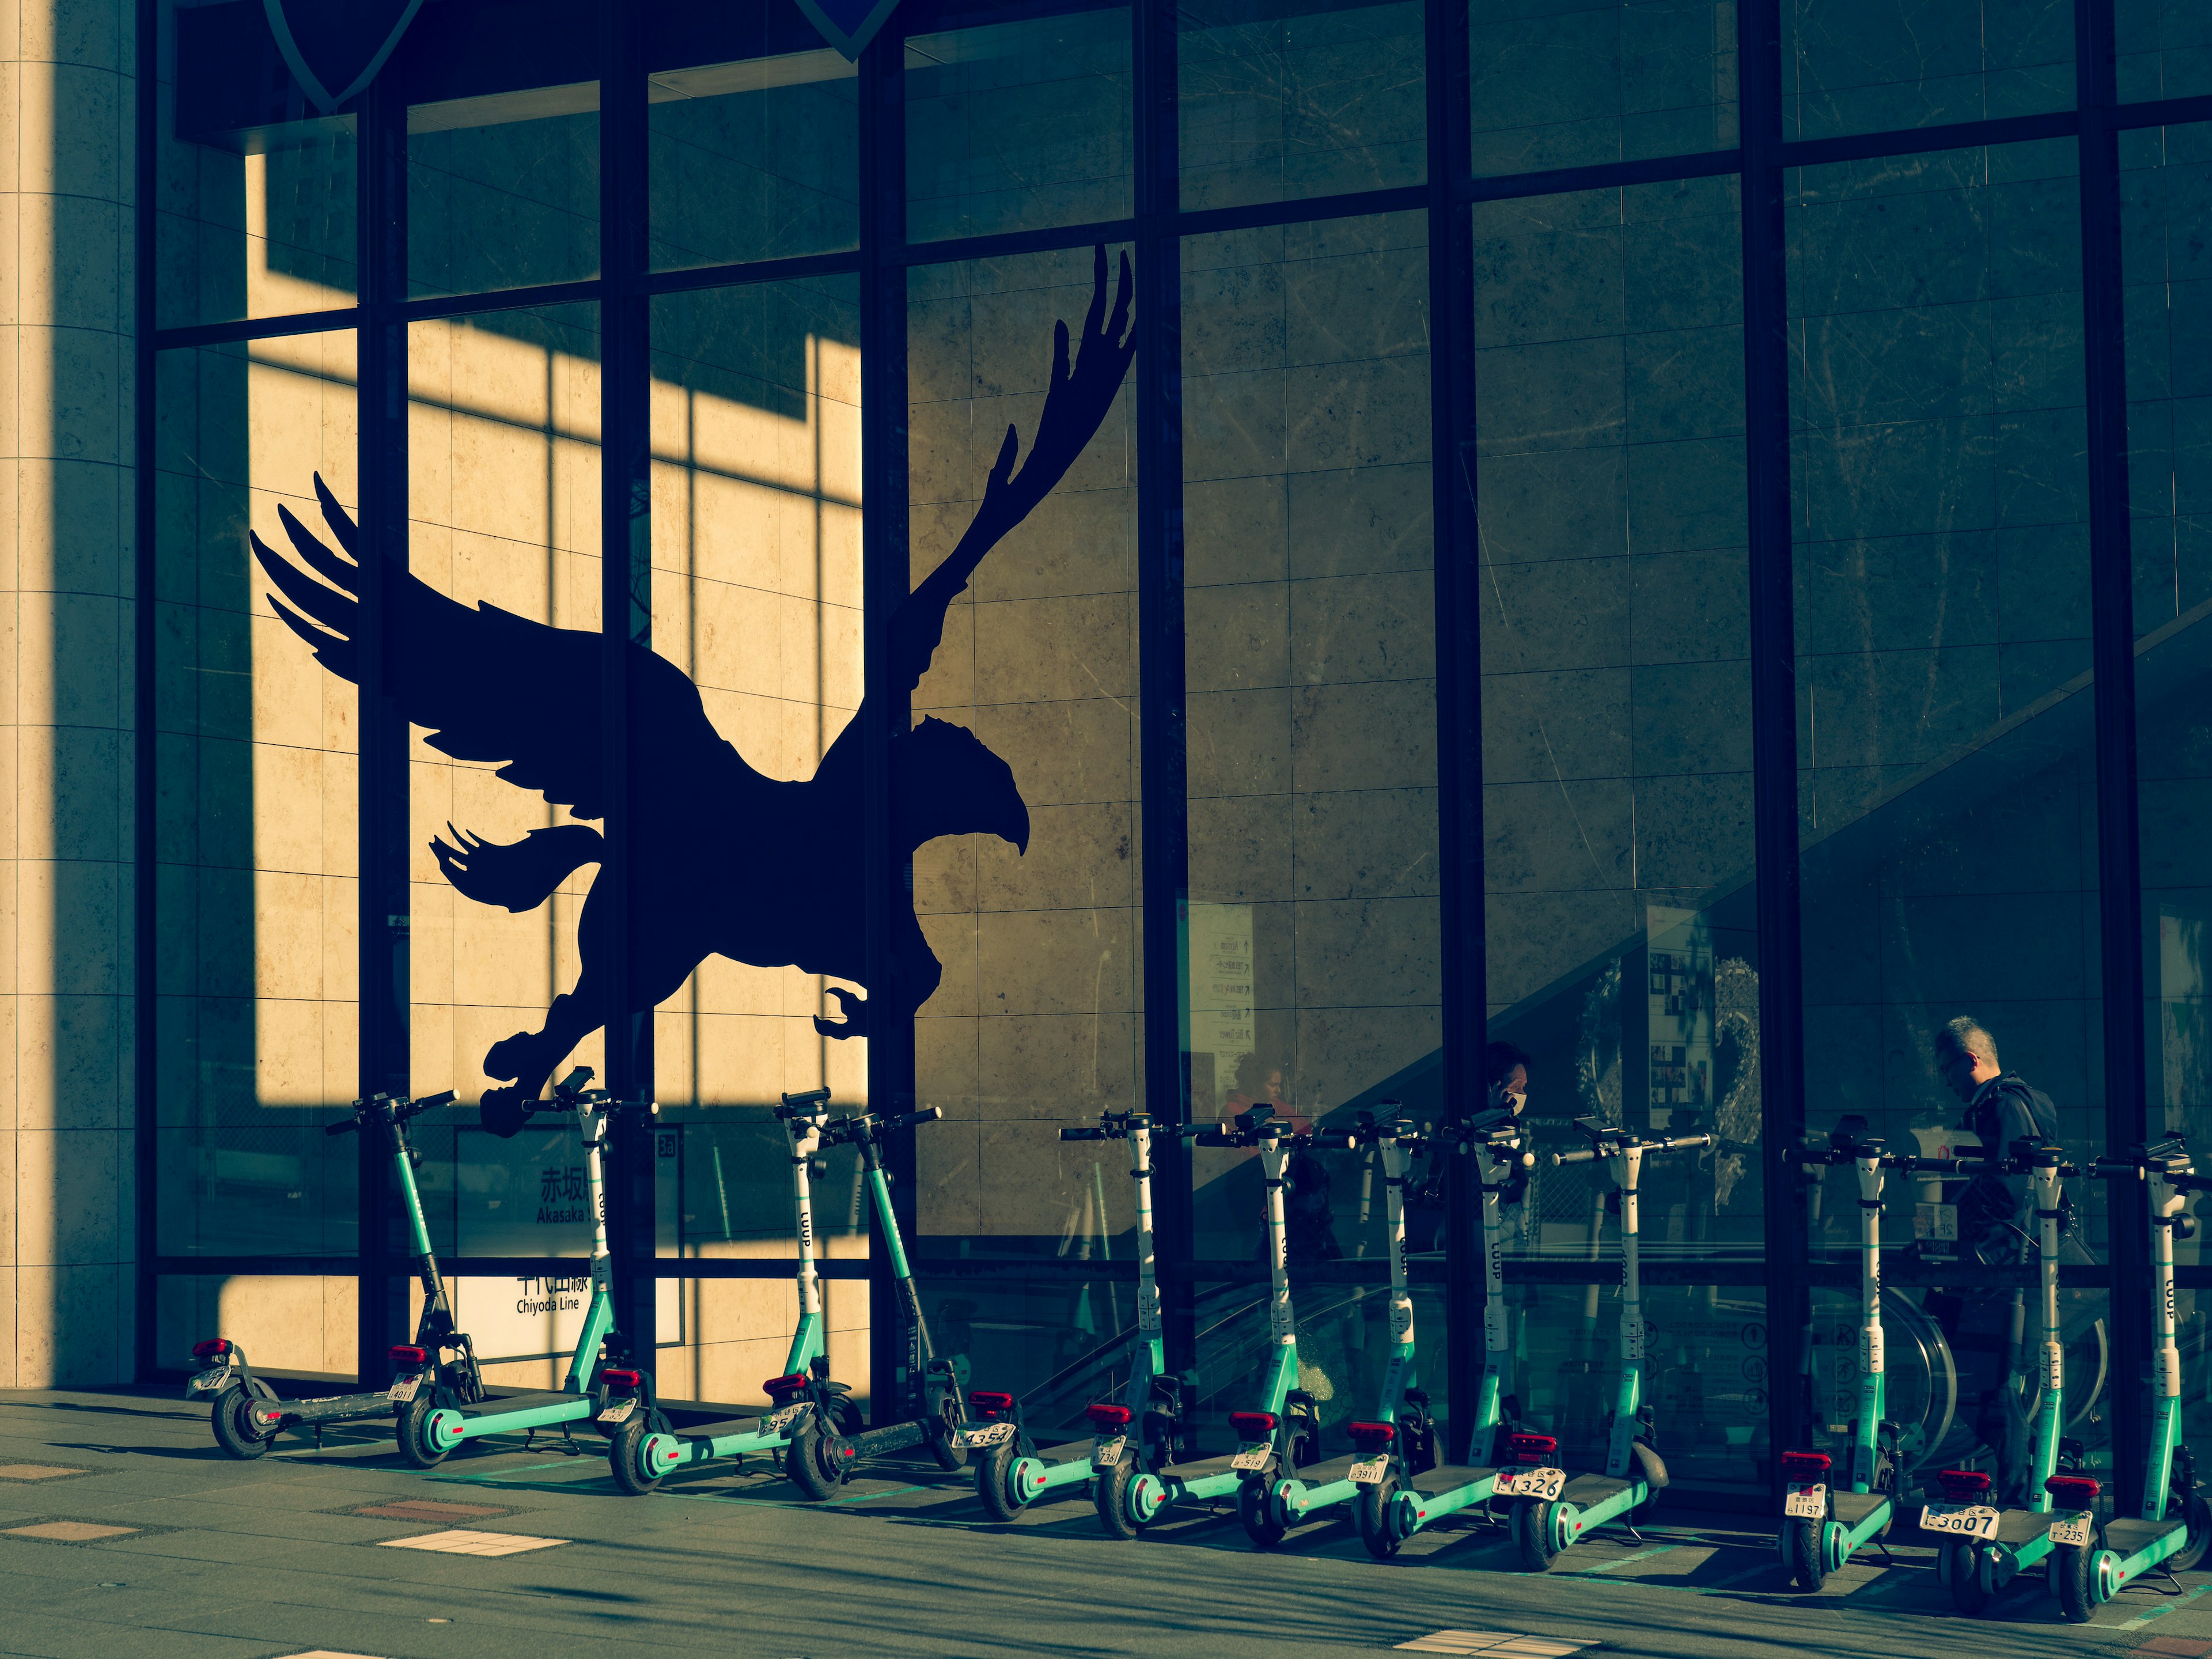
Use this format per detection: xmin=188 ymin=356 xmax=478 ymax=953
xmin=16 ymin=994 xmax=120 ymax=1130
xmin=972 ymin=801 xmax=1134 ymax=913
xmin=254 ymin=994 xmax=327 ymax=1106
xmin=976 ymin=907 xmax=1136 ymax=1018
xmin=976 ymin=1012 xmax=1140 ymax=1118
xmin=1189 ymin=685 xmax=1294 ymax=798
xmin=18 ymin=456 xmax=123 ymax=596
xmin=974 ymin=593 xmax=1133 ymax=706
xmin=1293 ymin=1002 xmax=1441 ymax=1116
xmin=16 ymin=1263 xmax=121 ymax=1385
xmin=1190 ymin=793 xmax=1293 ymax=904
xmin=965 ymin=698 xmax=1132 ymax=811
xmin=1185 ymin=475 xmax=1288 ymax=588
xmin=19 ymin=858 xmax=118 ymax=997
xmin=16 ymin=1129 xmax=121 ymax=1264
xmin=16 ymin=590 xmax=119 ymax=726
xmin=1289 ymin=680 xmax=1437 ymax=793
xmin=1289 ymin=570 xmax=1436 ymax=687
xmin=1187 ymin=581 xmax=1289 ymax=695
xmin=912 ymin=911 xmax=978 ymax=1021
xmin=252 ymin=868 xmax=328 ymax=1000
xmin=689 ymin=1011 xmax=790 ymax=1107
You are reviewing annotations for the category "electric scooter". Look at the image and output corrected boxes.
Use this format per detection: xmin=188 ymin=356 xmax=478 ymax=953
xmin=1093 ymin=1105 xmax=1343 ymax=1539
xmin=2035 ymin=1137 xmax=2212 ymax=1621
xmin=1777 ymin=1118 xmax=1990 ymax=1589
xmin=1243 ymin=1107 xmax=1439 ymax=1547
xmin=773 ymin=1104 xmax=979 ymax=1499
xmin=1922 ymin=1138 xmax=2095 ymax=1611
xmin=397 ymin=1069 xmax=653 ymax=1466
xmin=187 ymin=1088 xmax=482 ymax=1457
xmin=1360 ymin=1109 xmax=1536 ymax=1558
xmin=1508 ymin=1118 xmax=1713 ymax=1570
xmin=968 ymin=1108 xmax=1212 ymax=1522
xmin=600 ymin=1087 xmax=865 ymax=1493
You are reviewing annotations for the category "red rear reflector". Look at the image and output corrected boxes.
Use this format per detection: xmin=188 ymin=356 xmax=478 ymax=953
xmin=601 ymin=1369 xmax=642 ymax=1389
xmin=389 ymin=1346 xmax=427 ymax=1366
xmin=1507 ymin=1433 xmax=1557 ymax=1464
xmin=1348 ymin=1421 xmax=1396 ymax=1446
xmin=1086 ymin=1403 xmax=1134 ymax=1430
xmin=192 ymin=1339 xmax=231 ymax=1359
xmin=2046 ymin=1474 xmax=2101 ymax=1503
xmin=1780 ymin=1450 xmax=1832 ymax=1480
xmin=1229 ymin=1411 xmax=1278 ymax=1438
xmin=968 ymin=1391 xmax=1015 ymax=1412
xmin=763 ymin=1372 xmax=808 ymax=1396
xmin=1938 ymin=1469 xmax=1993 ymax=1500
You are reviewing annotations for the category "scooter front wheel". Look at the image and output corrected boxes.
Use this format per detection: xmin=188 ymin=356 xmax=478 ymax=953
xmin=975 ymin=1437 xmax=1023 ymax=1522
xmin=928 ymin=1398 xmax=968 ymax=1472
xmin=396 ymin=1396 xmax=450 ymax=1468
xmin=1516 ymin=1499 xmax=1561 ymax=1571
xmin=2167 ymin=1491 xmax=2212 ymax=1574
xmin=1783 ymin=1518 xmax=1824 ymax=1590
xmin=1948 ymin=1541 xmax=1991 ymax=1615
xmin=1355 ymin=1475 xmax=1402 ymax=1560
xmin=2052 ymin=1542 xmax=2094 ymax=1623
xmin=1239 ymin=1477 xmax=1286 ymax=1548
xmin=210 ymin=1388 xmax=271 ymax=1460
xmin=1093 ymin=1453 xmax=1146 ymax=1540
xmin=608 ymin=1418 xmax=661 ymax=1496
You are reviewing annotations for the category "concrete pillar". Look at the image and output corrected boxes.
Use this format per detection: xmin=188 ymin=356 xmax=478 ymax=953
xmin=1 ymin=0 xmax=139 ymax=1386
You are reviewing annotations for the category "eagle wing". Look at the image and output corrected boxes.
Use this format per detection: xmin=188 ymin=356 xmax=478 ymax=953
xmin=251 ymin=475 xmax=752 ymax=819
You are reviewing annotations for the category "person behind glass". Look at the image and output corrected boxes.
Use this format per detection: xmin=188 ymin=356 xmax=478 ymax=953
xmin=1935 ymin=1015 xmax=2061 ymax=1258
xmin=1406 ymin=1040 xmax=1532 ymax=1249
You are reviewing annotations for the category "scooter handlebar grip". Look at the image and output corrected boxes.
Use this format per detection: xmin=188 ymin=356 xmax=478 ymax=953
xmin=324 ymin=1118 xmax=358 ymax=1136
xmin=1311 ymin=1132 xmax=1357 ymax=1149
xmin=398 ymin=1089 xmax=456 ymax=1120
xmin=1195 ymin=1131 xmax=1236 ymax=1147
xmin=883 ymin=1107 xmax=942 ymax=1132
xmin=1178 ymin=1122 xmax=1214 ymax=1139
xmin=779 ymin=1087 xmax=833 ymax=1110
xmin=1663 ymin=1134 xmax=1714 ymax=1152
xmin=1060 ymin=1127 xmax=1105 ymax=1141
xmin=1551 ymin=1148 xmax=1598 ymax=1165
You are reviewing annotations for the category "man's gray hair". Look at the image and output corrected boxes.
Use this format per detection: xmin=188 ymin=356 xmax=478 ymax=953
xmin=1935 ymin=1016 xmax=1999 ymax=1069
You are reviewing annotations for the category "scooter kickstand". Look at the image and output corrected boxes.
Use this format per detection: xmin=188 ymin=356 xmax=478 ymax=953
xmin=560 ymin=1423 xmax=579 ymax=1457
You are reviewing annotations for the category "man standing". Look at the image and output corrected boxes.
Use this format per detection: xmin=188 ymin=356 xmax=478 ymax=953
xmin=1936 ymin=1016 xmax=2061 ymax=1152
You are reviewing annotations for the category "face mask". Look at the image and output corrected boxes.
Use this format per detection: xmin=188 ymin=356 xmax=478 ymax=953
xmin=1504 ymin=1090 xmax=1527 ymax=1114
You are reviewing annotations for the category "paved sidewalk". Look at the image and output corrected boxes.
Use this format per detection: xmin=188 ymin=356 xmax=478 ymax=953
xmin=3 ymin=1386 xmax=2207 ymax=1659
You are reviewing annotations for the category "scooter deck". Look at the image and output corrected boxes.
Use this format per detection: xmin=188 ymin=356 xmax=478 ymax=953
xmin=1158 ymin=1452 xmax=1241 ymax=1487
xmin=445 ymin=1389 xmax=586 ymax=1423
xmin=1287 ymin=1452 xmax=1362 ymax=1487
xmin=1560 ymin=1473 xmax=1633 ymax=1507
xmin=2105 ymin=1516 xmax=2184 ymax=1557
xmin=1832 ymin=1490 xmax=1889 ymax=1530
xmin=1406 ymin=1462 xmax=1497 ymax=1496
xmin=1991 ymin=1509 xmax=2062 ymax=1546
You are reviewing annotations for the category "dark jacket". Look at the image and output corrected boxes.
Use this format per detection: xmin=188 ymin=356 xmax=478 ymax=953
xmin=1958 ymin=1071 xmax=2062 ymax=1253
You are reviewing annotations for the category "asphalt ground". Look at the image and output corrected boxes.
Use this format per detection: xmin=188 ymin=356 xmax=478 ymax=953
xmin=5 ymin=1385 xmax=2211 ymax=1659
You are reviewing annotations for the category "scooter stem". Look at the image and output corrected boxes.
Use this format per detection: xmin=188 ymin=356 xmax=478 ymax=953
xmin=1852 ymin=1147 xmax=1885 ymax=1492
xmin=2030 ymin=1157 xmax=2065 ymax=1510
xmin=2146 ymin=1162 xmax=2186 ymax=1521
xmin=783 ymin=1110 xmax=825 ymax=1374
xmin=1607 ymin=1143 xmax=1645 ymax=1481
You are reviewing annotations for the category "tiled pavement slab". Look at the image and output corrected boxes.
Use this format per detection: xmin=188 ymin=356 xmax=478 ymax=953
xmin=5 ymin=1385 xmax=2212 ymax=1659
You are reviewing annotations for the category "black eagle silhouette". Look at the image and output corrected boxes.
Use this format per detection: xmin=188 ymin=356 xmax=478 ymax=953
xmin=252 ymin=246 xmax=1137 ymax=1110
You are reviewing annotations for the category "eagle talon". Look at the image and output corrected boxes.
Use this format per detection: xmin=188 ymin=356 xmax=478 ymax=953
xmin=815 ymin=987 xmax=869 ymax=1040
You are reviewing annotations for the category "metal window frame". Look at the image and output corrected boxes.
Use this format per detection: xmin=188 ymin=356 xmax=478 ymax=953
xmin=132 ymin=2 xmax=2179 ymax=1508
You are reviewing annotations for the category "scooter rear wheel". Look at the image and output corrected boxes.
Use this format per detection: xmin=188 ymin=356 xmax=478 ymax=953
xmin=608 ymin=1418 xmax=661 ymax=1496
xmin=1948 ymin=1541 xmax=1991 ymax=1615
xmin=396 ymin=1395 xmax=449 ymax=1468
xmin=1239 ymin=1477 xmax=1286 ymax=1548
xmin=1355 ymin=1475 xmax=1402 ymax=1560
xmin=1093 ymin=1453 xmax=1146 ymax=1540
xmin=928 ymin=1396 xmax=968 ymax=1472
xmin=210 ymin=1388 xmax=271 ymax=1460
xmin=2167 ymin=1491 xmax=2212 ymax=1573
xmin=1783 ymin=1518 xmax=1825 ymax=1590
xmin=1516 ymin=1499 xmax=1560 ymax=1571
xmin=2053 ymin=1542 xmax=2094 ymax=1624
xmin=975 ymin=1437 xmax=1023 ymax=1522
xmin=783 ymin=1416 xmax=845 ymax=1501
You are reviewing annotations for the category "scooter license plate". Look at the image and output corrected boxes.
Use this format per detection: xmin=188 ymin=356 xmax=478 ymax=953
xmin=1920 ymin=1503 xmax=2001 ymax=1539
xmin=185 ymin=1368 xmax=229 ymax=1396
xmin=953 ymin=1422 xmax=1016 ymax=1449
xmin=597 ymin=1397 xmax=638 ymax=1426
xmin=1091 ymin=1435 xmax=1127 ymax=1471
xmin=2048 ymin=1513 xmax=2093 ymax=1547
xmin=1349 ymin=1457 xmax=1390 ymax=1486
xmin=387 ymin=1374 xmax=423 ymax=1404
xmin=1495 ymin=1466 xmax=1565 ymax=1501
xmin=760 ymin=1403 xmax=806 ymax=1434
xmin=1230 ymin=1445 xmax=1275 ymax=1473
xmin=1783 ymin=1483 xmax=1826 ymax=1519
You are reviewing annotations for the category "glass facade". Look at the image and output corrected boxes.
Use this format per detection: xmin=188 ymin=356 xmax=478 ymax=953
xmin=139 ymin=0 xmax=2212 ymax=1505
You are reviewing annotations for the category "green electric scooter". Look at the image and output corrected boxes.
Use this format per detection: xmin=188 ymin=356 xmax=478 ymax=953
xmin=1509 ymin=1118 xmax=1712 ymax=1570
xmin=1243 ymin=1106 xmax=1441 ymax=1546
xmin=1778 ymin=1119 xmax=1992 ymax=1588
xmin=188 ymin=1088 xmax=482 ymax=1457
xmin=1093 ymin=1105 xmax=1341 ymax=1539
xmin=398 ymin=1069 xmax=653 ymax=1465
xmin=600 ymin=1087 xmax=865 ymax=1493
xmin=968 ymin=1108 xmax=1212 ymax=1521
xmin=2035 ymin=1137 xmax=2212 ymax=1621
xmin=774 ymin=1104 xmax=979 ymax=1498
xmin=1923 ymin=1138 xmax=2099 ymax=1611
xmin=1361 ymin=1108 xmax=1536 ymax=1558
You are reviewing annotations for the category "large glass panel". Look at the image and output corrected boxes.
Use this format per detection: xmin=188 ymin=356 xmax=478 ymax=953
xmin=1782 ymin=1 xmax=2074 ymax=142
xmin=158 ymin=1 xmax=357 ymax=327
xmin=1179 ymin=0 xmax=1425 ymax=212
xmin=1474 ymin=179 xmax=1760 ymax=1263
xmin=649 ymin=47 xmax=859 ymax=271
xmin=2119 ymin=0 xmax=2212 ymax=104
xmin=2123 ymin=122 xmax=2212 ymax=1492
xmin=157 ymin=1275 xmax=355 ymax=1385
xmin=1468 ymin=1 xmax=1738 ymax=177
xmin=408 ymin=89 xmax=600 ymax=298
xmin=153 ymin=334 xmax=360 ymax=1256
xmin=904 ymin=6 xmax=1134 ymax=244
xmin=647 ymin=277 xmax=873 ymax=1403
xmin=1789 ymin=140 xmax=2104 ymax=1488
xmin=907 ymin=244 xmax=1142 ymax=1281
xmin=1183 ymin=209 xmax=1437 ymax=1173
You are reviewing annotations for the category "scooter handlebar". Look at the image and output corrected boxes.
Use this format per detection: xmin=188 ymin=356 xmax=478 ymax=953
xmin=1060 ymin=1126 xmax=1104 ymax=1141
xmin=324 ymin=1117 xmax=356 ymax=1137
xmin=775 ymin=1088 xmax=833 ymax=1118
xmin=1551 ymin=1147 xmax=1597 ymax=1165
xmin=395 ymin=1089 xmax=456 ymax=1122
xmin=883 ymin=1107 xmax=942 ymax=1133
